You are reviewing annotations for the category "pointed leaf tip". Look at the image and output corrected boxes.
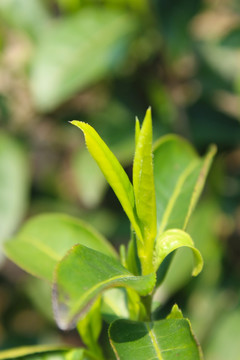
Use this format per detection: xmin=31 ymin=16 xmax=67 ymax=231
xmin=70 ymin=120 xmax=143 ymax=242
xmin=133 ymin=107 xmax=156 ymax=274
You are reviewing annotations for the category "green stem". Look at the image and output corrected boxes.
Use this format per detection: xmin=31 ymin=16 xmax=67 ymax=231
xmin=140 ymin=294 xmax=152 ymax=321
xmin=138 ymin=244 xmax=155 ymax=275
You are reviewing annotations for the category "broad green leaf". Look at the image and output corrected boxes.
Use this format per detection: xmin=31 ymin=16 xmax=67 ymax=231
xmin=153 ymin=135 xmax=216 ymax=233
xmin=4 ymin=213 xmax=116 ymax=281
xmin=0 ymin=0 xmax=49 ymax=39
xmin=0 ymin=133 xmax=29 ymax=263
xmin=109 ymin=318 xmax=203 ymax=360
xmin=53 ymin=244 xmax=155 ymax=329
xmin=70 ymin=121 xmax=143 ymax=242
xmin=30 ymin=9 xmax=138 ymax=111
xmin=0 ymin=346 xmax=86 ymax=360
xmin=154 ymin=229 xmax=203 ymax=277
xmin=133 ymin=108 xmax=156 ymax=274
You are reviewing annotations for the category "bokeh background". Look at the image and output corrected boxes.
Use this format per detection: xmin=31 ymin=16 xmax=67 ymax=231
xmin=0 ymin=0 xmax=240 ymax=359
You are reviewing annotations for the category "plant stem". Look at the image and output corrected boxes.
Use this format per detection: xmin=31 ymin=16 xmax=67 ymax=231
xmin=140 ymin=294 xmax=152 ymax=321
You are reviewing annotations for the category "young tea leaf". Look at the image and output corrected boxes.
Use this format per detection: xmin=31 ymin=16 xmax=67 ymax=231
xmin=154 ymin=229 xmax=203 ymax=276
xmin=133 ymin=108 xmax=157 ymax=274
xmin=70 ymin=121 xmax=143 ymax=242
xmin=109 ymin=318 xmax=203 ymax=360
xmin=53 ymin=244 xmax=156 ymax=330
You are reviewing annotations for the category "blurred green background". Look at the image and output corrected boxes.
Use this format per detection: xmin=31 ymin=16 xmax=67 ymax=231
xmin=0 ymin=0 xmax=240 ymax=359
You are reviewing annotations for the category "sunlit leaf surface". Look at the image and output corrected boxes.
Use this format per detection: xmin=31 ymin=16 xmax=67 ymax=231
xmin=53 ymin=244 xmax=155 ymax=329
xmin=109 ymin=318 xmax=202 ymax=360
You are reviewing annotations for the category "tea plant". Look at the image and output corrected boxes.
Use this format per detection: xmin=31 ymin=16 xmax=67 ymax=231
xmin=1 ymin=109 xmax=216 ymax=360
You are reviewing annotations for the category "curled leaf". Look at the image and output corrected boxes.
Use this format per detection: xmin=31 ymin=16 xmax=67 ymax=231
xmin=154 ymin=229 xmax=203 ymax=276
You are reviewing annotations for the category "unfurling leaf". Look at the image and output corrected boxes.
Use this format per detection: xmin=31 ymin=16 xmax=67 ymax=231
xmin=154 ymin=229 xmax=203 ymax=276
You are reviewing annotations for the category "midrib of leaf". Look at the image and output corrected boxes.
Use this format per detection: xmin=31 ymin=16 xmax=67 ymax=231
xmin=0 ymin=345 xmax=68 ymax=359
xmin=18 ymin=235 xmax=61 ymax=262
xmin=145 ymin=323 xmax=163 ymax=360
xmin=68 ymin=273 xmax=150 ymax=320
xmin=157 ymin=160 xmax=199 ymax=235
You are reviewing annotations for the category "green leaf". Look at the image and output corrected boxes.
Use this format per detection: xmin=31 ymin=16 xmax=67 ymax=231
xmin=101 ymin=288 xmax=141 ymax=323
xmin=153 ymin=135 xmax=216 ymax=233
xmin=109 ymin=318 xmax=203 ymax=360
xmin=70 ymin=121 xmax=143 ymax=242
xmin=167 ymin=304 xmax=183 ymax=319
xmin=0 ymin=346 xmax=86 ymax=360
xmin=0 ymin=0 xmax=49 ymax=39
xmin=154 ymin=229 xmax=203 ymax=277
xmin=77 ymin=297 xmax=103 ymax=357
xmin=30 ymin=8 xmax=138 ymax=111
xmin=4 ymin=213 xmax=116 ymax=281
xmin=205 ymin=306 xmax=240 ymax=360
xmin=72 ymin=148 xmax=107 ymax=208
xmin=0 ymin=133 xmax=29 ymax=262
xmin=53 ymin=244 xmax=155 ymax=329
xmin=133 ymin=108 xmax=157 ymax=274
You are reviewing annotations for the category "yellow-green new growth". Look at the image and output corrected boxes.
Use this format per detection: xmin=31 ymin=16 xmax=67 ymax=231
xmin=133 ymin=108 xmax=157 ymax=274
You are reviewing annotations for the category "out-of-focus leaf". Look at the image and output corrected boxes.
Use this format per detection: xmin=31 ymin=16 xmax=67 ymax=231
xmin=133 ymin=108 xmax=156 ymax=274
xmin=71 ymin=121 xmax=143 ymax=242
xmin=101 ymin=287 xmax=141 ymax=323
xmin=101 ymin=288 xmax=130 ymax=323
xmin=4 ymin=213 xmax=116 ymax=281
xmin=53 ymin=244 xmax=155 ymax=330
xmin=57 ymin=0 xmax=82 ymax=14
xmin=0 ymin=346 xmax=85 ymax=360
xmin=205 ymin=307 xmax=240 ymax=360
xmin=152 ymin=0 xmax=201 ymax=59
xmin=220 ymin=27 xmax=240 ymax=48
xmin=199 ymin=43 xmax=240 ymax=81
xmin=0 ymin=0 xmax=49 ymax=39
xmin=153 ymin=135 xmax=216 ymax=233
xmin=30 ymin=8 xmax=138 ymax=111
xmin=24 ymin=277 xmax=53 ymax=322
xmin=154 ymin=229 xmax=203 ymax=277
xmin=72 ymin=149 xmax=107 ymax=208
xmin=109 ymin=318 xmax=203 ymax=360
xmin=0 ymin=133 xmax=29 ymax=262
xmin=77 ymin=297 xmax=103 ymax=357
xmin=188 ymin=101 xmax=240 ymax=149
